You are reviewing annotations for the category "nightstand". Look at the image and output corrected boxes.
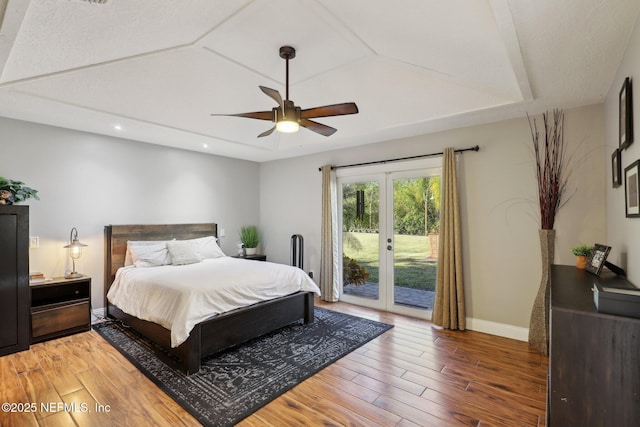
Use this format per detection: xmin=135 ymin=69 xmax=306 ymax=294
xmin=233 ymin=254 xmax=267 ymax=261
xmin=30 ymin=275 xmax=91 ymax=343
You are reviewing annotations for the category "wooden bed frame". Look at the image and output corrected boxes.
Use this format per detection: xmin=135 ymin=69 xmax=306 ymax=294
xmin=104 ymin=223 xmax=315 ymax=374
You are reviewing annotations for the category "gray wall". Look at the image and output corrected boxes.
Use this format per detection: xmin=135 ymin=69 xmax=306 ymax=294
xmin=605 ymin=11 xmax=640 ymax=283
xmin=259 ymin=104 xmax=606 ymax=337
xmin=0 ymin=102 xmax=607 ymax=338
xmin=0 ymin=117 xmax=260 ymax=310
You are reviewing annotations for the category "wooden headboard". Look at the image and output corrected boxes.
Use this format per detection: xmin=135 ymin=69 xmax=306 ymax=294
xmin=104 ymin=223 xmax=217 ymax=307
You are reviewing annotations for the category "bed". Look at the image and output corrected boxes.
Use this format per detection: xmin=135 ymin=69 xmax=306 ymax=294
xmin=104 ymin=223 xmax=318 ymax=374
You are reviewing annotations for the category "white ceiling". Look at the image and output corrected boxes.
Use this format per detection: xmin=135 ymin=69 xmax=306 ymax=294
xmin=0 ymin=0 xmax=638 ymax=162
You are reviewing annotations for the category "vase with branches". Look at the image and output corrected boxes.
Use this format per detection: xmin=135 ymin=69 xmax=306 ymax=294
xmin=528 ymin=109 xmax=571 ymax=355
xmin=532 ymin=110 xmax=570 ymax=230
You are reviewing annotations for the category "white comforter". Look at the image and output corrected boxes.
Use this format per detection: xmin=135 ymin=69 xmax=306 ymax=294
xmin=106 ymin=257 xmax=321 ymax=347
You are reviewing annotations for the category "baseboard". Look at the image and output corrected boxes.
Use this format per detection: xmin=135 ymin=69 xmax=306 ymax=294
xmin=466 ymin=317 xmax=529 ymax=342
xmin=88 ymin=305 xmax=529 ymax=341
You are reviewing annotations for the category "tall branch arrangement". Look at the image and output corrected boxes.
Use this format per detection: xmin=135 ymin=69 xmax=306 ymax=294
xmin=529 ymin=109 xmax=569 ymax=230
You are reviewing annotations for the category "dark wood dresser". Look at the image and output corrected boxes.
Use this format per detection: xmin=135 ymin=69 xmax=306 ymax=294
xmin=549 ymin=265 xmax=640 ymax=425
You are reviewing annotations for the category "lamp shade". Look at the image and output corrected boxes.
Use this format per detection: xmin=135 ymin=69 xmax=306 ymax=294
xmin=64 ymin=227 xmax=87 ymax=278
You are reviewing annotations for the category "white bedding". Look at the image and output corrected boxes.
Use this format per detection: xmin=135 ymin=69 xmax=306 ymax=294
xmin=106 ymin=257 xmax=321 ymax=347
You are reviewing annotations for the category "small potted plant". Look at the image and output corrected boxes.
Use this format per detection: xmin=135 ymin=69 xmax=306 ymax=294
xmin=0 ymin=177 xmax=39 ymax=205
xmin=571 ymin=244 xmax=593 ymax=269
xmin=240 ymin=225 xmax=260 ymax=255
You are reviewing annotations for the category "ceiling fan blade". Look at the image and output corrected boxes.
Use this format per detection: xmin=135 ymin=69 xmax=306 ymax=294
xmin=300 ymin=118 xmax=337 ymax=137
xmin=300 ymin=102 xmax=358 ymax=119
xmin=210 ymin=110 xmax=274 ymax=121
xmin=259 ymin=86 xmax=283 ymax=108
xmin=257 ymin=126 xmax=276 ymax=138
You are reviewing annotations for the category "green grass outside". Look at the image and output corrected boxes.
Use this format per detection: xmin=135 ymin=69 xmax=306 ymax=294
xmin=343 ymin=232 xmax=437 ymax=291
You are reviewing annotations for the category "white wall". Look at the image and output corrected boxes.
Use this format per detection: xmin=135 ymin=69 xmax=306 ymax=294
xmin=260 ymin=104 xmax=605 ymax=332
xmin=0 ymin=117 xmax=260 ymax=310
xmin=604 ymin=12 xmax=640 ymax=284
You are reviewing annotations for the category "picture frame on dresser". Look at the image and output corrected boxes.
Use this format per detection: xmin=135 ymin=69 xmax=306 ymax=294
xmin=619 ymin=77 xmax=633 ymax=150
xmin=625 ymin=159 xmax=640 ymax=218
xmin=585 ymin=244 xmax=611 ymax=276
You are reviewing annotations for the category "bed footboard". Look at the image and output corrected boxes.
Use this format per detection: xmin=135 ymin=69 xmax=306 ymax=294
xmin=107 ymin=291 xmax=315 ymax=375
xmin=199 ymin=291 xmax=315 ymax=358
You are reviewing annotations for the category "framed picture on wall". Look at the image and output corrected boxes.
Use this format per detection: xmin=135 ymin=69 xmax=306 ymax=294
xmin=612 ymin=148 xmax=622 ymax=188
xmin=625 ymin=159 xmax=640 ymax=218
xmin=586 ymin=244 xmax=612 ymax=276
xmin=619 ymin=77 xmax=634 ymax=150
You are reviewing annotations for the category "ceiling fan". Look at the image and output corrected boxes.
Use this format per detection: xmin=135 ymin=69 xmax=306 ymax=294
xmin=212 ymin=46 xmax=359 ymax=138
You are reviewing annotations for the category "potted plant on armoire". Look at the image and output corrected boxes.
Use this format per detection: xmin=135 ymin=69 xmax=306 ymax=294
xmin=527 ymin=110 xmax=571 ymax=356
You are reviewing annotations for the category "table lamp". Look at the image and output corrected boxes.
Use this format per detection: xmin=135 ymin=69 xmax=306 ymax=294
xmin=64 ymin=227 xmax=87 ymax=279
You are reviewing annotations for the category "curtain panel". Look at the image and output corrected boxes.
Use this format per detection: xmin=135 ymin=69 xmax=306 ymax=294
xmin=432 ymin=147 xmax=466 ymax=329
xmin=319 ymin=165 xmax=340 ymax=301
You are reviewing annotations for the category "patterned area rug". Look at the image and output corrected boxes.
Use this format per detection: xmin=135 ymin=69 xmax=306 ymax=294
xmin=93 ymin=307 xmax=392 ymax=427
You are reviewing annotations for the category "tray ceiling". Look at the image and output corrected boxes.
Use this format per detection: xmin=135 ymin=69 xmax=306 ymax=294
xmin=0 ymin=0 xmax=638 ymax=161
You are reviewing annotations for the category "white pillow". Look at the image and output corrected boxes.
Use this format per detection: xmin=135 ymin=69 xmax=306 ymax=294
xmin=167 ymin=240 xmax=203 ymax=265
xmin=129 ymin=242 xmax=172 ymax=268
xmin=191 ymin=236 xmax=226 ymax=259
xmin=125 ymin=239 xmax=174 ymax=266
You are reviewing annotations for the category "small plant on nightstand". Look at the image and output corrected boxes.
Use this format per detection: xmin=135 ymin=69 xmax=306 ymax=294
xmin=571 ymin=244 xmax=593 ymax=270
xmin=240 ymin=225 xmax=260 ymax=255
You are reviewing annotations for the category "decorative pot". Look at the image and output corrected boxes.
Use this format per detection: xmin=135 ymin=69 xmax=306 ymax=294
xmin=529 ymin=229 xmax=555 ymax=356
xmin=0 ymin=190 xmax=14 ymax=205
xmin=576 ymin=255 xmax=588 ymax=269
xmin=245 ymin=247 xmax=257 ymax=256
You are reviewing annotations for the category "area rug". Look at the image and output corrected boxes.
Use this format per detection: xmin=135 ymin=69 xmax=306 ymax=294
xmin=93 ymin=307 xmax=392 ymax=427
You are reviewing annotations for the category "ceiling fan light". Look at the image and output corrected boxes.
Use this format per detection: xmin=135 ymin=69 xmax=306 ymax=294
xmin=276 ymin=119 xmax=299 ymax=133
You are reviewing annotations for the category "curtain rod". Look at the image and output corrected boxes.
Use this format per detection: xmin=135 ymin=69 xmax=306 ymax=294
xmin=318 ymin=145 xmax=479 ymax=171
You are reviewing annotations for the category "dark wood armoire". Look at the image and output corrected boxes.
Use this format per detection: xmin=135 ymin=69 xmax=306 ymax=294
xmin=0 ymin=205 xmax=30 ymax=356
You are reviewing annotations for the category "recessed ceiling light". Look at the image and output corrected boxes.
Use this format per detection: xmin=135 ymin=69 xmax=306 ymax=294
xmin=202 ymin=144 xmax=209 ymax=148
xmin=114 ymin=125 xmax=122 ymax=131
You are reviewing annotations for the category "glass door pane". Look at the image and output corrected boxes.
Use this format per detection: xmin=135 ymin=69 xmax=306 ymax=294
xmin=338 ymin=164 xmax=439 ymax=319
xmin=391 ymin=175 xmax=439 ymax=311
xmin=341 ymin=180 xmax=381 ymax=303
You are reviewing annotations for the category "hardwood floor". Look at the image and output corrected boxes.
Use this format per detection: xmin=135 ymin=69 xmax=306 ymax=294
xmin=0 ymin=300 xmax=547 ymax=426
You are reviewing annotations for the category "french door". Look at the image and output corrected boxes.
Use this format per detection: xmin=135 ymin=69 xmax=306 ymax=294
xmin=338 ymin=160 xmax=440 ymax=319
